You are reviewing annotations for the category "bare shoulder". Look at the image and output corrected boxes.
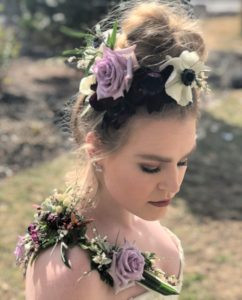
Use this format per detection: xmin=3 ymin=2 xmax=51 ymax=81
xmin=25 ymin=243 xmax=110 ymax=300
xmin=147 ymin=222 xmax=182 ymax=279
xmin=159 ymin=224 xmax=183 ymax=279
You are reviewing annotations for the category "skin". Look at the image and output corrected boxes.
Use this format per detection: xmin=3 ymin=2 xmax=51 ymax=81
xmin=85 ymin=114 xmax=197 ymax=233
xmin=25 ymin=114 xmax=198 ymax=300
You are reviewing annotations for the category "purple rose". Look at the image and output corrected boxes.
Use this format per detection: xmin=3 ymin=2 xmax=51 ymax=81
xmin=93 ymin=44 xmax=138 ymax=100
xmin=107 ymin=240 xmax=145 ymax=294
xmin=14 ymin=235 xmax=25 ymax=262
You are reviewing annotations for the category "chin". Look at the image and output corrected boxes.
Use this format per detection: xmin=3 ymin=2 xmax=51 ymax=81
xmin=138 ymin=207 xmax=168 ymax=221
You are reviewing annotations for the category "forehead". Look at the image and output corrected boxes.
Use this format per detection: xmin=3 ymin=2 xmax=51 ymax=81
xmin=123 ymin=116 xmax=197 ymax=154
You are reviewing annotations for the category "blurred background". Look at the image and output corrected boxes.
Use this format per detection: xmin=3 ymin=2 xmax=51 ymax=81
xmin=0 ymin=0 xmax=241 ymax=299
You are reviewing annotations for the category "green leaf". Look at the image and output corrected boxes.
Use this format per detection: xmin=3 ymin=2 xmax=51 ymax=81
xmin=29 ymin=248 xmax=46 ymax=266
xmin=84 ymin=55 xmax=97 ymax=76
xmin=65 ymin=186 xmax=73 ymax=194
xmin=106 ymin=20 xmax=118 ymax=50
xmin=60 ymin=26 xmax=94 ymax=39
xmin=29 ymin=251 xmax=38 ymax=266
xmin=60 ymin=241 xmax=72 ymax=269
xmin=79 ymin=243 xmax=89 ymax=250
xmin=61 ymin=48 xmax=84 ymax=57
xmin=139 ymin=270 xmax=179 ymax=296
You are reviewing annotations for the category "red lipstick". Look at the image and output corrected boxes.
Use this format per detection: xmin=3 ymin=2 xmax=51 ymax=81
xmin=148 ymin=199 xmax=171 ymax=207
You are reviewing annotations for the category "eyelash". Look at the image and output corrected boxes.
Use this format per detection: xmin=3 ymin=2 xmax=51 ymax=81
xmin=140 ymin=160 xmax=188 ymax=174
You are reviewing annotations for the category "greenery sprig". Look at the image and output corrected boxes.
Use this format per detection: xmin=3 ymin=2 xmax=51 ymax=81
xmin=14 ymin=186 xmax=181 ymax=296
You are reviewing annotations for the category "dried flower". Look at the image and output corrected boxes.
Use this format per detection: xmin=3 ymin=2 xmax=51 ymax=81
xmin=14 ymin=235 xmax=26 ymax=263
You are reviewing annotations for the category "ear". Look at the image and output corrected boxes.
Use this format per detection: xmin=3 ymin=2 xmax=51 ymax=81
xmin=85 ymin=131 xmax=100 ymax=158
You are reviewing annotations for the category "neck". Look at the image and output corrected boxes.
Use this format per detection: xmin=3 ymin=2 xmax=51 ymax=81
xmin=84 ymin=185 xmax=139 ymax=232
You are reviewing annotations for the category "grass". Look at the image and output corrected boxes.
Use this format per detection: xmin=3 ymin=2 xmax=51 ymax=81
xmin=180 ymin=272 xmax=214 ymax=300
xmin=205 ymin=90 xmax=242 ymax=127
xmin=0 ymin=153 xmax=73 ymax=300
xmin=200 ymin=15 xmax=242 ymax=53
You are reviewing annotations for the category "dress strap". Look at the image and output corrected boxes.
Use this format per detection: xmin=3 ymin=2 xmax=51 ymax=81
xmin=161 ymin=226 xmax=185 ymax=281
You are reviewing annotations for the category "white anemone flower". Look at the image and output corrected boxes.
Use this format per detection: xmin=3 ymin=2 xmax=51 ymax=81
xmin=79 ymin=74 xmax=96 ymax=96
xmin=159 ymin=50 xmax=210 ymax=106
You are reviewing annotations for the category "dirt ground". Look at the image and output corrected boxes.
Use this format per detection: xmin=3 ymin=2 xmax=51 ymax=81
xmin=0 ymin=56 xmax=80 ymax=179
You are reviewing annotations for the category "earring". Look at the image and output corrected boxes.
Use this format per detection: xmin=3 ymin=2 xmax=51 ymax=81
xmin=92 ymin=162 xmax=103 ymax=172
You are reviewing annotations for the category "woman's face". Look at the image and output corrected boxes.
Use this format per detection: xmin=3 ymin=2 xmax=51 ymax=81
xmin=97 ymin=115 xmax=197 ymax=221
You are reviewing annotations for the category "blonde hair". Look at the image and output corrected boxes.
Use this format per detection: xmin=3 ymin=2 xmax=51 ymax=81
xmin=64 ymin=0 xmax=207 ymax=212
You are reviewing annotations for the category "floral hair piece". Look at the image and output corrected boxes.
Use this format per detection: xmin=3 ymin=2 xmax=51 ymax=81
xmin=63 ymin=21 xmax=209 ymax=130
xmin=14 ymin=186 xmax=181 ymax=296
xmin=159 ymin=50 xmax=210 ymax=106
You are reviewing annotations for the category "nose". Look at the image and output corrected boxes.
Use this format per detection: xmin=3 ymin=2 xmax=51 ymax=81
xmin=158 ymin=166 xmax=180 ymax=195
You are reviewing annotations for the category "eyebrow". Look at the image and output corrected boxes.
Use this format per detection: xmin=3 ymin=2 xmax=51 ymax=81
xmin=135 ymin=144 xmax=197 ymax=163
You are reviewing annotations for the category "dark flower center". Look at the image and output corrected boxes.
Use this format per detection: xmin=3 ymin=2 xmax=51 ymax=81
xmin=181 ymin=68 xmax=196 ymax=86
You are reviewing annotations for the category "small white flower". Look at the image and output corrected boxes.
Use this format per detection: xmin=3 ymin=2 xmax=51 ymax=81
xmin=24 ymin=242 xmax=32 ymax=251
xmin=93 ymin=252 xmax=112 ymax=265
xmin=78 ymin=46 xmax=102 ymax=70
xmin=63 ymin=196 xmax=72 ymax=207
xmin=79 ymin=74 xmax=96 ymax=96
xmin=77 ymin=60 xmax=86 ymax=69
xmin=159 ymin=50 xmax=210 ymax=106
xmin=55 ymin=193 xmax=64 ymax=202
xmin=67 ymin=56 xmax=76 ymax=63
xmin=55 ymin=205 xmax=63 ymax=214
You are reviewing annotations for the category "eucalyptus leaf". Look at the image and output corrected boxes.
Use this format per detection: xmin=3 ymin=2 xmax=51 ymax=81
xmin=60 ymin=241 xmax=71 ymax=269
xmin=65 ymin=186 xmax=73 ymax=193
xmin=62 ymin=49 xmax=84 ymax=57
xmin=84 ymin=55 xmax=97 ymax=77
xmin=29 ymin=248 xmax=46 ymax=266
xmin=79 ymin=243 xmax=90 ymax=250
xmin=60 ymin=26 xmax=94 ymax=39
xmin=139 ymin=270 xmax=179 ymax=296
xmin=29 ymin=251 xmax=38 ymax=266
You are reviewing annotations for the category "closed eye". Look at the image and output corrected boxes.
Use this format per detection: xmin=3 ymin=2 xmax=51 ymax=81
xmin=178 ymin=159 xmax=188 ymax=167
xmin=140 ymin=165 xmax=160 ymax=174
xmin=140 ymin=160 xmax=188 ymax=174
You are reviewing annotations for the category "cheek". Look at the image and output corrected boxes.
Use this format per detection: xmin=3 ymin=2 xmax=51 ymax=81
xmin=103 ymin=163 xmax=153 ymax=202
xmin=179 ymin=167 xmax=188 ymax=183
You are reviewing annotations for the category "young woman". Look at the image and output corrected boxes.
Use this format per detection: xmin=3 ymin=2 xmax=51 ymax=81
xmin=15 ymin=1 xmax=209 ymax=299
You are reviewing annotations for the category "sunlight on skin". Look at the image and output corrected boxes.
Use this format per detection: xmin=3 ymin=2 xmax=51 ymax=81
xmin=84 ymin=115 xmax=197 ymax=230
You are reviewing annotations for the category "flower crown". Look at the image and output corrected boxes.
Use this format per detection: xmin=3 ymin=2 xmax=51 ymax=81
xmin=64 ymin=21 xmax=210 ymax=130
xmin=15 ymin=186 xmax=181 ymax=296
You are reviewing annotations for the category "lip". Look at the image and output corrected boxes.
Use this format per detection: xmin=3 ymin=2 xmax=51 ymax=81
xmin=148 ymin=199 xmax=171 ymax=207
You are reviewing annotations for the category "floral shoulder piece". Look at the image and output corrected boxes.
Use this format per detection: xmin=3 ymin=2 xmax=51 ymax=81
xmin=14 ymin=186 xmax=180 ymax=296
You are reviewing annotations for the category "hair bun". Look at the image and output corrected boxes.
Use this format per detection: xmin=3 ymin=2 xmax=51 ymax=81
xmin=121 ymin=2 xmax=171 ymax=36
